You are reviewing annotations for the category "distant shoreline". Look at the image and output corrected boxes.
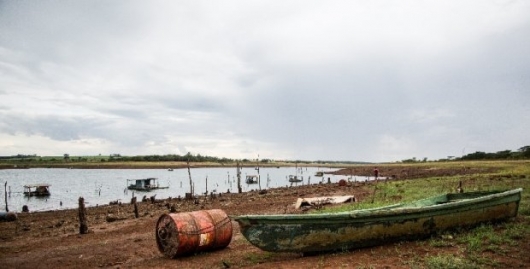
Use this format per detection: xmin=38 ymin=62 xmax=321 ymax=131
xmin=0 ymin=161 xmax=351 ymax=170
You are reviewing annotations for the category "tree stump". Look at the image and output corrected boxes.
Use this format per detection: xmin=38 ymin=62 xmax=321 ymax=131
xmin=132 ymin=196 xmax=139 ymax=218
xmin=78 ymin=197 xmax=88 ymax=234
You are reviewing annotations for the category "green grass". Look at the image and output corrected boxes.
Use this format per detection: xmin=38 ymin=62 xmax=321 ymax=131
xmin=318 ymin=160 xmax=530 ymax=268
xmin=424 ymin=254 xmax=480 ymax=269
xmin=243 ymin=252 xmax=276 ymax=264
xmin=321 ymin=160 xmax=530 ymax=215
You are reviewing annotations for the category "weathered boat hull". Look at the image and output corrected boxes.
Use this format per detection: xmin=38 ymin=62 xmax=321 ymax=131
xmin=23 ymin=184 xmax=51 ymax=197
xmin=234 ymin=189 xmax=522 ymax=253
xmin=127 ymin=186 xmax=169 ymax=191
xmin=24 ymin=192 xmax=51 ymax=197
xmin=127 ymin=178 xmax=168 ymax=191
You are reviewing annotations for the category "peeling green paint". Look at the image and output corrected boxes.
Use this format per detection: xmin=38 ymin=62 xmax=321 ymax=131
xmin=234 ymin=188 xmax=522 ymax=253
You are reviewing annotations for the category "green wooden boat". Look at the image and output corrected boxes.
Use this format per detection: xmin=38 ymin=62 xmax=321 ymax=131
xmin=233 ymin=188 xmax=522 ymax=253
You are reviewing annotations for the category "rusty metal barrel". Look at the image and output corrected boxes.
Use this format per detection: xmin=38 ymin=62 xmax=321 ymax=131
xmin=155 ymin=209 xmax=232 ymax=258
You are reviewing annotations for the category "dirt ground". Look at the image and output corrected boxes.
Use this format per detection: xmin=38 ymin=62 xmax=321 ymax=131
xmin=1 ymin=166 xmax=528 ymax=268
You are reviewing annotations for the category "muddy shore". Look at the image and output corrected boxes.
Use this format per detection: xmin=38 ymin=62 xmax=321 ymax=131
xmin=1 ymin=164 xmax=528 ymax=268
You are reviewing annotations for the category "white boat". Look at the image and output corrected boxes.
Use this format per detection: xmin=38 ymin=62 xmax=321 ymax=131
xmin=127 ymin=178 xmax=168 ymax=191
xmin=23 ymin=184 xmax=51 ymax=197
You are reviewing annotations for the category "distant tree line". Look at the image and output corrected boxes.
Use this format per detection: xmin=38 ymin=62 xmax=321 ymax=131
xmin=401 ymin=146 xmax=530 ymax=163
xmin=110 ymin=153 xmax=236 ymax=163
xmin=400 ymin=145 xmax=530 ymax=163
xmin=0 ymin=152 xmax=270 ymax=164
xmin=2 ymin=145 xmax=529 ymax=163
xmin=458 ymin=146 xmax=530 ymax=160
xmin=0 ymin=154 xmax=37 ymax=160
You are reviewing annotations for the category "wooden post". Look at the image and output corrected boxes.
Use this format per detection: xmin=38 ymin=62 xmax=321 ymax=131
xmin=4 ymin=181 xmax=8 ymax=212
xmin=187 ymin=156 xmax=193 ymax=199
xmin=371 ymin=185 xmax=377 ymax=204
xmin=132 ymin=196 xmax=139 ymax=218
xmin=237 ymin=161 xmax=242 ymax=193
xmin=256 ymin=154 xmax=261 ymax=191
xmin=78 ymin=197 xmax=88 ymax=234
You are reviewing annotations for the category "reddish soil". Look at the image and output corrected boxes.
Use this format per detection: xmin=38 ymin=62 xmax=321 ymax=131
xmin=1 ymin=166 xmax=528 ymax=268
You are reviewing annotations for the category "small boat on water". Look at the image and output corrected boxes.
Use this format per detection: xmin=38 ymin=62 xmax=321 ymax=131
xmin=23 ymin=184 xmax=51 ymax=197
xmin=233 ymin=188 xmax=522 ymax=253
xmin=315 ymin=171 xmax=324 ymax=177
xmin=127 ymin=178 xmax=168 ymax=191
xmin=288 ymin=175 xmax=303 ymax=183
xmin=245 ymin=175 xmax=259 ymax=184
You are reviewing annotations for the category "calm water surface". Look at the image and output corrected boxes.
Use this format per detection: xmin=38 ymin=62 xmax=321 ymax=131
xmin=0 ymin=167 xmax=374 ymax=212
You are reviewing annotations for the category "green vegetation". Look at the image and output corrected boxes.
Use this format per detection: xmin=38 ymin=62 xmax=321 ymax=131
xmin=317 ymin=160 xmax=529 ymax=268
xmin=401 ymin=145 xmax=530 ymax=163
xmin=0 ymin=152 xmax=237 ymax=163
xmin=322 ymin=160 xmax=529 ymax=215
xmin=459 ymin=145 xmax=530 ymax=160
xmin=424 ymin=254 xmax=480 ymax=269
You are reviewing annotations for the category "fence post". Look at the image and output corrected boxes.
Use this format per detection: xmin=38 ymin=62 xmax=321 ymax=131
xmin=4 ymin=182 xmax=8 ymax=212
xmin=132 ymin=196 xmax=139 ymax=218
xmin=78 ymin=197 xmax=88 ymax=234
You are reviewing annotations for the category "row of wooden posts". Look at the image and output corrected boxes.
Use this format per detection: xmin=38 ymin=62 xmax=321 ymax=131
xmin=77 ymin=195 xmax=140 ymax=235
xmin=4 ymin=160 xmax=247 ymax=231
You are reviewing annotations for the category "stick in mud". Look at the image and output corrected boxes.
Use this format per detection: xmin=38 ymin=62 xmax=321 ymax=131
xmin=132 ymin=197 xmax=139 ymax=218
xmin=78 ymin=197 xmax=88 ymax=234
xmin=371 ymin=184 xmax=377 ymax=204
xmin=237 ymin=161 xmax=242 ymax=193
xmin=187 ymin=156 xmax=193 ymax=199
xmin=4 ymin=181 xmax=8 ymax=212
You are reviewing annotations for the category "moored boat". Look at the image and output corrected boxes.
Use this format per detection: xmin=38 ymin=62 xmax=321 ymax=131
xmin=233 ymin=188 xmax=522 ymax=253
xmin=288 ymin=175 xmax=303 ymax=183
xmin=127 ymin=178 xmax=168 ymax=191
xmin=23 ymin=184 xmax=51 ymax=197
xmin=245 ymin=175 xmax=259 ymax=184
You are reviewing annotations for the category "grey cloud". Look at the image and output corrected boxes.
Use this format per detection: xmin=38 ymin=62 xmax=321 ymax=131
xmin=1 ymin=1 xmax=529 ymax=161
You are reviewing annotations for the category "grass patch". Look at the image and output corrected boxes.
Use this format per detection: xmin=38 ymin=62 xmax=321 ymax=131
xmin=322 ymin=160 xmax=529 ymax=214
xmin=428 ymin=234 xmax=456 ymax=248
xmin=424 ymin=254 xmax=479 ymax=269
xmin=504 ymin=221 xmax=529 ymax=241
xmin=244 ymin=252 xmax=275 ymax=264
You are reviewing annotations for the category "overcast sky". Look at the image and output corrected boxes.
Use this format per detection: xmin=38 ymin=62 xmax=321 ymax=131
xmin=1 ymin=1 xmax=529 ymax=162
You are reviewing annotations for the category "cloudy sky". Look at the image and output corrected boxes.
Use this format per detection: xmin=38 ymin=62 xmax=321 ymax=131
xmin=0 ymin=1 xmax=529 ymax=162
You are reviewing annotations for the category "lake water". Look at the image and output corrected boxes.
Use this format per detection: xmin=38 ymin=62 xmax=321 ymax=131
xmin=0 ymin=167 xmax=374 ymax=212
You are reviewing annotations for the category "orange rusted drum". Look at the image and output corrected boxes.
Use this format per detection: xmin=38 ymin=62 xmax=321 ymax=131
xmin=155 ymin=209 xmax=232 ymax=258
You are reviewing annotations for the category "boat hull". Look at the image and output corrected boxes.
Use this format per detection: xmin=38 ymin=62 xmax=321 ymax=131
xmin=234 ymin=189 xmax=522 ymax=253
xmin=127 ymin=186 xmax=169 ymax=191
xmin=23 ymin=192 xmax=50 ymax=197
xmin=23 ymin=184 xmax=51 ymax=197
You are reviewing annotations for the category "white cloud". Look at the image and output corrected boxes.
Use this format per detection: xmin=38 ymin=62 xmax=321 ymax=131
xmin=0 ymin=0 xmax=529 ymax=162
